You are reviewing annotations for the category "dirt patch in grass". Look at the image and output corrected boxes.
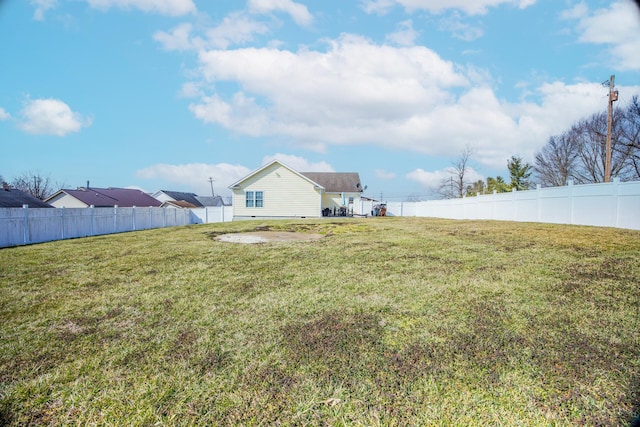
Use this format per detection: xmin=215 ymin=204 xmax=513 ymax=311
xmin=216 ymin=231 xmax=324 ymax=244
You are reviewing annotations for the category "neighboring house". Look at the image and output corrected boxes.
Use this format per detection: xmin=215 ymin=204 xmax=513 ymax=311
xmin=229 ymin=160 xmax=364 ymax=219
xmin=46 ymin=187 xmax=162 ymax=208
xmin=152 ymin=190 xmax=228 ymax=207
xmin=0 ymin=185 xmax=53 ymax=208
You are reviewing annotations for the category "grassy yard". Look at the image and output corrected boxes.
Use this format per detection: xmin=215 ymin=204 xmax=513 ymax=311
xmin=1 ymin=218 xmax=639 ymax=426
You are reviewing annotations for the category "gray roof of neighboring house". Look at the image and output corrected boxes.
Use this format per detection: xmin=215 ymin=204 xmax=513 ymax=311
xmin=195 ymin=195 xmax=228 ymax=207
xmin=159 ymin=190 xmax=203 ymax=207
xmin=300 ymin=172 xmax=363 ymax=193
xmin=157 ymin=191 xmax=229 ymax=207
xmin=0 ymin=188 xmax=53 ymax=208
xmin=49 ymin=187 xmax=161 ymax=207
xmin=160 ymin=200 xmax=199 ymax=208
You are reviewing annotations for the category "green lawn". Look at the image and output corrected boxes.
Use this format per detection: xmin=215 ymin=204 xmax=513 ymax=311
xmin=1 ymin=218 xmax=639 ymax=426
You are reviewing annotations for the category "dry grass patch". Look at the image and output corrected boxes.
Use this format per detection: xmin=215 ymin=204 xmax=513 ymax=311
xmin=0 ymin=218 xmax=639 ymax=425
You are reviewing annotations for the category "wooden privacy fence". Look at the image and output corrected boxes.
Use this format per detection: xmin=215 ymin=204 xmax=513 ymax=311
xmin=385 ymin=179 xmax=640 ymax=230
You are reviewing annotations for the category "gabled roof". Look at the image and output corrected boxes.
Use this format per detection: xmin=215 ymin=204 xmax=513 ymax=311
xmin=157 ymin=190 xmax=203 ymax=207
xmin=160 ymin=200 xmax=198 ymax=208
xmin=195 ymin=195 xmax=228 ymax=207
xmin=229 ymin=160 xmax=324 ymax=190
xmin=47 ymin=187 xmax=161 ymax=208
xmin=300 ymin=172 xmax=363 ymax=193
xmin=0 ymin=188 xmax=53 ymax=208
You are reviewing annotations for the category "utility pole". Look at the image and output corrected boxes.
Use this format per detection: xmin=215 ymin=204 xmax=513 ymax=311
xmin=604 ymin=75 xmax=619 ymax=182
xmin=208 ymin=177 xmax=215 ymax=197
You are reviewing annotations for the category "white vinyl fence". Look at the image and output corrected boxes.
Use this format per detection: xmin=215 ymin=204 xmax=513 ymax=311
xmin=0 ymin=206 xmax=233 ymax=248
xmin=386 ymin=179 xmax=640 ymax=230
xmin=190 ymin=206 xmax=234 ymax=224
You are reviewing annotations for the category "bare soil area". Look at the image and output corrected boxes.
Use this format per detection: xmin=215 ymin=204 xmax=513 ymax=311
xmin=216 ymin=231 xmax=324 ymax=244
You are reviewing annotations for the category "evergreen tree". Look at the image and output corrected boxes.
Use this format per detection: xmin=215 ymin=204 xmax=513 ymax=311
xmin=486 ymin=176 xmax=510 ymax=193
xmin=507 ymin=156 xmax=532 ymax=190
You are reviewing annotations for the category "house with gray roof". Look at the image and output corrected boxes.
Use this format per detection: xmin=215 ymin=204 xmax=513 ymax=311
xmin=152 ymin=190 xmax=229 ymax=207
xmin=0 ymin=185 xmax=53 ymax=208
xmin=229 ymin=160 xmax=364 ymax=219
xmin=45 ymin=187 xmax=161 ymax=208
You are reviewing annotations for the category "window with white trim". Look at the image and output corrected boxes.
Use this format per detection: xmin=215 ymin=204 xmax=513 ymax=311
xmin=245 ymin=191 xmax=263 ymax=208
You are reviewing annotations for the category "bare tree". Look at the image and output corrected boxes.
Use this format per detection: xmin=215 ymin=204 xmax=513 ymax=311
xmin=619 ymin=95 xmax=640 ymax=179
xmin=534 ymin=94 xmax=640 ymax=187
xmin=572 ymin=109 xmax=635 ymax=183
xmin=439 ymin=146 xmax=474 ymax=199
xmin=11 ymin=171 xmax=60 ymax=200
xmin=534 ymin=133 xmax=581 ymax=187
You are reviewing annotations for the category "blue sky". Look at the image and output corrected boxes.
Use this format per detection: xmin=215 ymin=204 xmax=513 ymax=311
xmin=1 ymin=0 xmax=639 ymax=200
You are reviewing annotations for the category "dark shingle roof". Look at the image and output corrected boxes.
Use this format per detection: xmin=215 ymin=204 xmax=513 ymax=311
xmin=0 ymin=188 xmax=53 ymax=208
xmin=55 ymin=188 xmax=161 ymax=207
xmin=300 ymin=172 xmax=363 ymax=193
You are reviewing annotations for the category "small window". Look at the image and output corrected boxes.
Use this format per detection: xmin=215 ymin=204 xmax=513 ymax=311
xmin=245 ymin=190 xmax=263 ymax=208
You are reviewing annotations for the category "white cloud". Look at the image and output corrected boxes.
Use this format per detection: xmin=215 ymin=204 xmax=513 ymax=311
xmin=438 ymin=12 xmax=484 ymax=41
xmin=154 ymin=23 xmax=201 ymax=51
xmin=248 ymin=0 xmax=313 ymax=26
xmin=32 ymin=0 xmax=195 ymax=18
xmin=136 ymin=162 xmax=251 ymax=196
xmin=154 ymin=13 xmax=271 ymax=51
xmin=185 ymin=34 xmax=636 ymax=168
xmin=179 ymin=81 xmax=204 ymax=98
xmin=385 ymin=20 xmax=419 ymax=46
xmin=361 ymin=0 xmax=536 ymax=15
xmin=191 ymin=34 xmax=468 ymax=151
xmin=375 ymin=169 xmax=397 ymax=179
xmin=565 ymin=1 xmax=640 ymax=71
xmin=85 ymin=0 xmax=196 ymax=16
xmin=0 ymin=108 xmax=10 ymax=121
xmin=205 ymin=12 xmax=271 ymax=49
xmin=18 ymin=98 xmax=91 ymax=136
xmin=406 ymin=166 xmax=483 ymax=189
xmin=360 ymin=0 xmax=397 ymax=15
xmin=31 ymin=0 xmax=57 ymax=21
xmin=261 ymin=153 xmax=335 ymax=172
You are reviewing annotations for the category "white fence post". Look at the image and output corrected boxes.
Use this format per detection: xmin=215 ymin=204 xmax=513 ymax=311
xmin=536 ymin=184 xmax=541 ymax=222
xmin=613 ymin=178 xmax=620 ymax=228
xmin=132 ymin=206 xmax=136 ymax=230
xmin=90 ymin=205 xmax=95 ymax=236
xmin=61 ymin=207 xmax=66 ymax=240
xmin=22 ymin=205 xmax=29 ymax=245
xmin=568 ymin=180 xmax=574 ymax=225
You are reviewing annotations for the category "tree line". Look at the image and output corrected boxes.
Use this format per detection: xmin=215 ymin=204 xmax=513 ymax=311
xmin=440 ymin=94 xmax=640 ymax=199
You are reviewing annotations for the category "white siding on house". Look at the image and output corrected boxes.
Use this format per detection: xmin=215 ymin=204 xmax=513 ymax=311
xmin=232 ymin=163 xmax=321 ymax=218
xmin=48 ymin=193 xmax=89 ymax=208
